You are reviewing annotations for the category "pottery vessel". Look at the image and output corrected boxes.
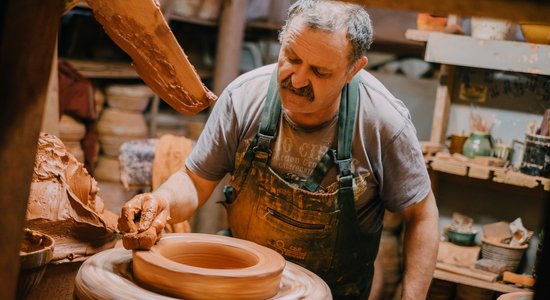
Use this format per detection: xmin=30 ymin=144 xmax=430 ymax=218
xmin=133 ymin=233 xmax=285 ymax=299
xmin=17 ymin=229 xmax=55 ymax=299
xmin=75 ymin=235 xmax=332 ymax=299
xmin=462 ymin=131 xmax=493 ymax=158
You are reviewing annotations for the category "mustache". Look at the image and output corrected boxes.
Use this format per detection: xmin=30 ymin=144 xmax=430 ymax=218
xmin=280 ymin=76 xmax=315 ymax=102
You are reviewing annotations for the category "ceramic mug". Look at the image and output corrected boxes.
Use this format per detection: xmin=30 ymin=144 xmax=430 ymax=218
xmin=448 ymin=133 xmax=469 ymax=154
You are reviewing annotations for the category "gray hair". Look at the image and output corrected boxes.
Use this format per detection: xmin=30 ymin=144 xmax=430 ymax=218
xmin=278 ymin=0 xmax=374 ymax=65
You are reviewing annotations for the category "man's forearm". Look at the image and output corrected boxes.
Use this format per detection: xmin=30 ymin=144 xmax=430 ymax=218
xmin=152 ymin=169 xmax=200 ymax=224
xmin=401 ymin=192 xmax=439 ymax=299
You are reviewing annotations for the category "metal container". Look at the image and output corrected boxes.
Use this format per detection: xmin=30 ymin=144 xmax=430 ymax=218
xmin=519 ymin=133 xmax=550 ymax=177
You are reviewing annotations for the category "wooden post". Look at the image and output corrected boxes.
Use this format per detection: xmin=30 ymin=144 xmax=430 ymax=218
xmin=0 ymin=0 xmax=65 ymax=298
xmin=429 ymin=15 xmax=458 ymax=144
xmin=268 ymin=0 xmax=290 ymax=25
xmin=429 ymin=64 xmax=454 ymax=144
xmin=213 ymin=0 xmax=249 ymax=96
xmin=41 ymin=42 xmax=60 ymax=136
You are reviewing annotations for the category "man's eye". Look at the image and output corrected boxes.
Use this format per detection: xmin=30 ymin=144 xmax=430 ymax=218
xmin=312 ymin=68 xmax=329 ymax=78
xmin=288 ymin=58 xmax=301 ymax=64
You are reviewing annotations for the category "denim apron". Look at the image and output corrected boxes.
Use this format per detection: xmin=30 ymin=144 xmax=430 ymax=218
xmin=224 ymin=70 xmax=382 ymax=298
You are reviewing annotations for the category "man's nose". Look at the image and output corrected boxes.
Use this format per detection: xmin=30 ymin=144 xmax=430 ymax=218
xmin=291 ymin=66 xmax=310 ymax=89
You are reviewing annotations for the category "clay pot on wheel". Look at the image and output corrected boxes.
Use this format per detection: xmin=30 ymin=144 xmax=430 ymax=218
xmin=133 ymin=233 xmax=286 ymax=299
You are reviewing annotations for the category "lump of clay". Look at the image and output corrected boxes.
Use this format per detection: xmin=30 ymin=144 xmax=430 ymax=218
xmin=26 ymin=133 xmax=119 ymax=262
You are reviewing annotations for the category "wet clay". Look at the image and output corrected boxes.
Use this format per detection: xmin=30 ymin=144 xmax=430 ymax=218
xmin=26 ymin=133 xmax=118 ymax=262
xmin=133 ymin=233 xmax=285 ymax=299
xmin=20 ymin=229 xmax=53 ymax=254
xmin=74 ymin=234 xmax=332 ymax=300
xmin=85 ymin=0 xmax=217 ymax=115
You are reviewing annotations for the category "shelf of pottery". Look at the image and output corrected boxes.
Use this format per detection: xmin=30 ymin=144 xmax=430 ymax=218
xmin=407 ymin=16 xmax=549 ymax=299
xmin=57 ymin=82 xmax=154 ymax=214
xmin=93 ymin=84 xmax=153 ymax=213
xmin=408 ymin=17 xmax=550 ymax=190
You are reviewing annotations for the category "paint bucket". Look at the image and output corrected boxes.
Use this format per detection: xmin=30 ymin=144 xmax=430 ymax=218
xmin=519 ymin=133 xmax=550 ymax=178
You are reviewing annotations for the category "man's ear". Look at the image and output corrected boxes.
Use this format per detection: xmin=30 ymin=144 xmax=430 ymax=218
xmin=347 ymin=56 xmax=368 ymax=82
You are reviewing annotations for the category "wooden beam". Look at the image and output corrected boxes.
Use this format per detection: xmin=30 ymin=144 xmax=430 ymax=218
xmin=41 ymin=42 xmax=60 ymax=136
xmin=0 ymin=0 xmax=65 ymax=298
xmin=425 ymin=33 xmax=550 ymax=76
xmin=342 ymin=0 xmax=550 ymax=23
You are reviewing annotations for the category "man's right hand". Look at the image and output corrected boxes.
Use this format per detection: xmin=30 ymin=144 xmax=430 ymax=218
xmin=117 ymin=193 xmax=170 ymax=250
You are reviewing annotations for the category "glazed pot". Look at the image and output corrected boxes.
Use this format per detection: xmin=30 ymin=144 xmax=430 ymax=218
xmin=462 ymin=131 xmax=493 ymax=158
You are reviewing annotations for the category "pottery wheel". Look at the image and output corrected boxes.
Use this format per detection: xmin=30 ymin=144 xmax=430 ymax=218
xmin=74 ymin=235 xmax=331 ymax=299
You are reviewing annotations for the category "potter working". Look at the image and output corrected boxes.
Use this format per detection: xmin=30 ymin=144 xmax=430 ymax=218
xmin=118 ymin=0 xmax=439 ymax=298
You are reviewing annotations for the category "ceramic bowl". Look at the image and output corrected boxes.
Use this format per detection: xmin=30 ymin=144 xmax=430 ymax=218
xmin=17 ymin=229 xmax=55 ymax=299
xmin=520 ymin=23 xmax=550 ymax=44
xmin=447 ymin=228 xmax=477 ymax=246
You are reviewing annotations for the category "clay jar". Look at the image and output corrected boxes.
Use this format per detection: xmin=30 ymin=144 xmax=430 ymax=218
xmin=462 ymin=131 xmax=493 ymax=158
xmin=448 ymin=133 xmax=469 ymax=154
xmin=132 ymin=233 xmax=286 ymax=299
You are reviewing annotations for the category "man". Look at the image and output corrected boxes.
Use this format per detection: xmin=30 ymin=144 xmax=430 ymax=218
xmin=118 ymin=0 xmax=439 ymax=298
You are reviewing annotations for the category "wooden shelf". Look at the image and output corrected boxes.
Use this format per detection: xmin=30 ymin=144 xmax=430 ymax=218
xmin=423 ymin=32 xmax=550 ymax=76
xmin=352 ymin=0 xmax=550 ymax=23
xmin=246 ymin=20 xmax=283 ymax=31
xmin=62 ymin=58 xmax=213 ymax=79
xmin=62 ymin=58 xmax=139 ymax=78
xmin=405 ymin=29 xmax=431 ymax=42
xmin=168 ymin=13 xmax=218 ymax=27
xmin=434 ymin=269 xmax=531 ymax=294
xmin=427 ymin=157 xmax=550 ymax=193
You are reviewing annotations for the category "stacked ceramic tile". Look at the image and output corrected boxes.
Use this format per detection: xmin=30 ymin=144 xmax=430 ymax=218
xmin=97 ymin=84 xmax=152 ymax=158
xmin=95 ymin=84 xmax=153 ymax=212
xmin=59 ymin=114 xmax=86 ymax=163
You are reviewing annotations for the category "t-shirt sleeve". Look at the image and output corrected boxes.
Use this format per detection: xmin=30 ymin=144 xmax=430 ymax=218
xmin=380 ymin=121 xmax=431 ymax=212
xmin=185 ymin=89 xmax=239 ymax=180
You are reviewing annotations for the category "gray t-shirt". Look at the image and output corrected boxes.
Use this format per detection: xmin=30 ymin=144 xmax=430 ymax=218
xmin=186 ymin=64 xmax=431 ymax=233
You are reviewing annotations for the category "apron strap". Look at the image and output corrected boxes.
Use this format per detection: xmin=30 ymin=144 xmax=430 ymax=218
xmin=256 ymin=69 xmax=281 ymax=152
xmin=229 ymin=69 xmax=280 ymax=193
xmin=336 ymin=76 xmax=359 ymax=180
xmin=302 ymin=76 xmax=360 ymax=192
xmin=237 ymin=68 xmax=360 ymax=193
xmin=302 ymin=150 xmax=334 ymax=192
